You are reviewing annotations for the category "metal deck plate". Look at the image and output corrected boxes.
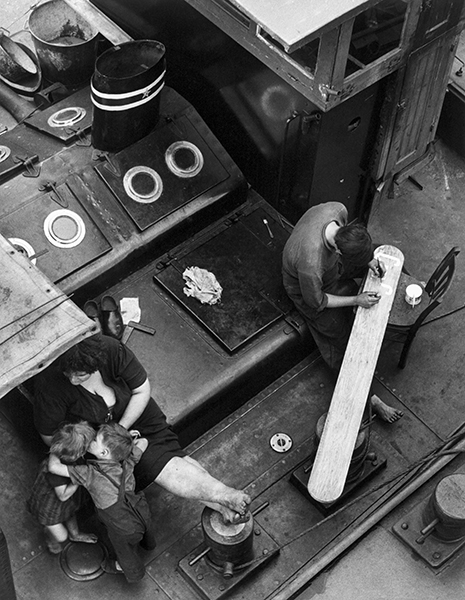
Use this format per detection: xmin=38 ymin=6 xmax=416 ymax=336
xmin=0 ymin=182 xmax=111 ymax=283
xmin=95 ymin=114 xmax=230 ymax=231
xmin=0 ymin=138 xmax=39 ymax=183
xmin=392 ymin=496 xmax=465 ymax=571
xmin=25 ymin=87 xmax=93 ymax=143
xmin=153 ymin=206 xmax=292 ymax=352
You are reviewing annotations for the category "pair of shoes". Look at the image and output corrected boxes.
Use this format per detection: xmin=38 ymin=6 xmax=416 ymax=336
xmin=83 ymin=300 xmax=101 ymax=333
xmin=82 ymin=296 xmax=124 ymax=340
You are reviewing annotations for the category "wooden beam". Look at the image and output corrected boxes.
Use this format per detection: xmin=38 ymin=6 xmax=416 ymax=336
xmin=62 ymin=0 xmax=133 ymax=45
xmin=0 ymin=235 xmax=97 ymax=399
xmin=308 ymin=245 xmax=404 ymax=504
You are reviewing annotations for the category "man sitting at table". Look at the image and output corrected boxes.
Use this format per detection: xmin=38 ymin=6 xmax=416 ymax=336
xmin=282 ymin=201 xmax=403 ymax=423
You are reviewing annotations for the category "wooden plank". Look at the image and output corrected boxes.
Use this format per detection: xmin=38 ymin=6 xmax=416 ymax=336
xmin=62 ymin=0 xmax=133 ymax=45
xmin=228 ymin=0 xmax=378 ymax=52
xmin=0 ymin=235 xmax=97 ymax=399
xmin=307 ymin=245 xmax=404 ymax=504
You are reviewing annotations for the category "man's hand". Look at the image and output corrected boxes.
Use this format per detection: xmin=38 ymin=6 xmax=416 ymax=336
xmin=356 ymin=291 xmax=381 ymax=308
xmin=368 ymin=258 xmax=386 ymax=279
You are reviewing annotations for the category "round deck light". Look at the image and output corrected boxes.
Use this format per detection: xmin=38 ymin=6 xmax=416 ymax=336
xmin=8 ymin=237 xmax=37 ymax=264
xmin=165 ymin=141 xmax=204 ymax=178
xmin=0 ymin=145 xmax=11 ymax=162
xmin=123 ymin=166 xmax=163 ymax=203
xmin=43 ymin=209 xmax=86 ymax=248
xmin=48 ymin=106 xmax=87 ymax=128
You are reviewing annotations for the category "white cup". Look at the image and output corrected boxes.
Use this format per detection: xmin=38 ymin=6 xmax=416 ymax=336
xmin=405 ymin=283 xmax=423 ymax=306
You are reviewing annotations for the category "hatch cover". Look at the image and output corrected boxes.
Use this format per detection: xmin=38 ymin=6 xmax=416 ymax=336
xmin=153 ymin=206 xmax=293 ymax=352
xmin=0 ymin=182 xmax=111 ymax=283
xmin=25 ymin=87 xmax=92 ymax=143
xmin=95 ymin=114 xmax=229 ymax=231
xmin=0 ymin=136 xmax=39 ymax=183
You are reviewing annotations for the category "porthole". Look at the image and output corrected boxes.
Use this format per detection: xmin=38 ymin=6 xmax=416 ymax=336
xmin=43 ymin=209 xmax=86 ymax=248
xmin=123 ymin=166 xmax=163 ymax=203
xmin=48 ymin=106 xmax=87 ymax=128
xmin=165 ymin=141 xmax=204 ymax=178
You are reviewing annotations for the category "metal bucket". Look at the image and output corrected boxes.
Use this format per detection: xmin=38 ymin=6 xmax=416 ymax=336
xmin=0 ymin=33 xmax=38 ymax=82
xmin=28 ymin=0 xmax=99 ymax=87
xmin=91 ymin=40 xmax=166 ymax=152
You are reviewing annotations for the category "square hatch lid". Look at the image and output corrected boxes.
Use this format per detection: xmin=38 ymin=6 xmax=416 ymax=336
xmin=153 ymin=204 xmax=293 ymax=352
xmin=95 ymin=114 xmax=230 ymax=231
xmin=0 ymin=181 xmax=111 ymax=284
xmin=228 ymin=0 xmax=380 ymax=52
xmin=24 ymin=87 xmax=93 ymax=143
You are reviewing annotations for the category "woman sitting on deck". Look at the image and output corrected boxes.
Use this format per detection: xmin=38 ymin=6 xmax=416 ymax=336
xmin=33 ymin=334 xmax=250 ymax=524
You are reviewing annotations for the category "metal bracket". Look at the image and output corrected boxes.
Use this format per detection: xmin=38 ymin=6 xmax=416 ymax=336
xmin=12 ymin=154 xmax=40 ymax=178
xmin=92 ymin=150 xmax=121 ymax=176
xmin=155 ymin=254 xmax=175 ymax=270
xmin=65 ymin=127 xmax=91 ymax=146
xmin=39 ymin=181 xmax=68 ymax=208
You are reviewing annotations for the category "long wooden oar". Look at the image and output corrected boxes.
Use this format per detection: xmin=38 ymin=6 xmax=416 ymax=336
xmin=308 ymin=245 xmax=404 ymax=504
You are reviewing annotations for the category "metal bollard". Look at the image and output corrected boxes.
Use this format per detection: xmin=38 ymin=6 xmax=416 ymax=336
xmin=0 ymin=528 xmax=17 ymax=600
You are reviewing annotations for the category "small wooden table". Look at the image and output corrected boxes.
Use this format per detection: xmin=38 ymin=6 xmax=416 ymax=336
xmin=307 ymin=245 xmax=404 ymax=504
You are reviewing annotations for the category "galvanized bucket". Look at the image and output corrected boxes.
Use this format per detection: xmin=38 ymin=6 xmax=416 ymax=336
xmin=28 ymin=0 xmax=99 ymax=87
xmin=91 ymin=40 xmax=166 ymax=152
xmin=0 ymin=32 xmax=38 ymax=82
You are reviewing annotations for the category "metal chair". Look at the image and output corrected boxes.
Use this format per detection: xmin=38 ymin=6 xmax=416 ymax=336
xmin=386 ymin=247 xmax=460 ymax=369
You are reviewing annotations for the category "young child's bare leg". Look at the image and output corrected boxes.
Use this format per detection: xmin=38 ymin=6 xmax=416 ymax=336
xmin=44 ymin=523 xmax=67 ymax=554
xmin=66 ymin=515 xmax=98 ymax=543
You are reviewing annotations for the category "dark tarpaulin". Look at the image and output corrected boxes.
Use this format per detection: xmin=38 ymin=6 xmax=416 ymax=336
xmin=0 ymin=234 xmax=97 ymax=399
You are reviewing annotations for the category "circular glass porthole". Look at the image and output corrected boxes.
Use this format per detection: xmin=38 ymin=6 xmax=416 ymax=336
xmin=0 ymin=145 xmax=11 ymax=162
xmin=8 ymin=237 xmax=37 ymax=264
xmin=43 ymin=209 xmax=86 ymax=248
xmin=47 ymin=106 xmax=87 ymax=128
xmin=123 ymin=166 xmax=163 ymax=203
xmin=165 ymin=141 xmax=204 ymax=178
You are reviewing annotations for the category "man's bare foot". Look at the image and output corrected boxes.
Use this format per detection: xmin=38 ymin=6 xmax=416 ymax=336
xmin=69 ymin=532 xmax=98 ymax=544
xmin=209 ymin=489 xmax=251 ymax=523
xmin=222 ymin=489 xmax=251 ymax=516
xmin=370 ymin=394 xmax=403 ymax=423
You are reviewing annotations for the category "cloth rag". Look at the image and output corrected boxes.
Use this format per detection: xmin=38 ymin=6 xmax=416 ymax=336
xmin=182 ymin=267 xmax=222 ymax=305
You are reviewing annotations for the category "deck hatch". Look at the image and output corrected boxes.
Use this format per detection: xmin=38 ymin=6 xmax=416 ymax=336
xmin=95 ymin=114 xmax=230 ymax=231
xmin=153 ymin=206 xmax=293 ymax=352
xmin=24 ymin=87 xmax=93 ymax=143
xmin=0 ymin=182 xmax=111 ymax=283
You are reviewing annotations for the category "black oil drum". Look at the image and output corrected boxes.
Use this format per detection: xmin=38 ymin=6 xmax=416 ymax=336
xmin=91 ymin=40 xmax=166 ymax=152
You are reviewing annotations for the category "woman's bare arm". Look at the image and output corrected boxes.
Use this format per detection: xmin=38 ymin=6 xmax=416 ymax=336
xmin=118 ymin=378 xmax=151 ymax=430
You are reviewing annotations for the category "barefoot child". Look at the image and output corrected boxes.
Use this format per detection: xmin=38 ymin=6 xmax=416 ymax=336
xmin=49 ymin=422 xmax=155 ymax=583
xmin=27 ymin=422 xmax=98 ymax=554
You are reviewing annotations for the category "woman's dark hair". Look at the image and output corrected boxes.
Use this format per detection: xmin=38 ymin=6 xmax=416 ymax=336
xmin=334 ymin=223 xmax=373 ymax=267
xmin=60 ymin=335 xmax=107 ymax=375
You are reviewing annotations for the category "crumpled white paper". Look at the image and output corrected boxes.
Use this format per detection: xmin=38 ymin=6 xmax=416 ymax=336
xmin=182 ymin=266 xmax=222 ymax=305
xmin=119 ymin=297 xmax=141 ymax=325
